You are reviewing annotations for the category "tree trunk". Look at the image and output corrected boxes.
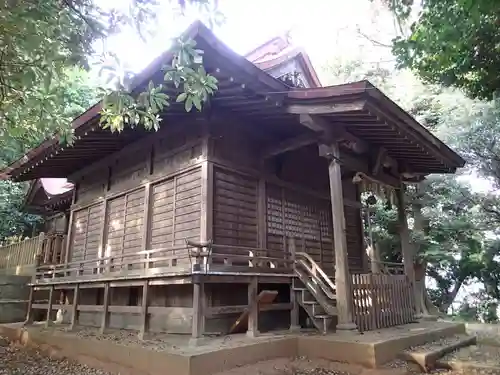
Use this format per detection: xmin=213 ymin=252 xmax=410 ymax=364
xmin=414 ymin=261 xmax=441 ymax=316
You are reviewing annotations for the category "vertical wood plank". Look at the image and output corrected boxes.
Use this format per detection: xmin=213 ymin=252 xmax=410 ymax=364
xmin=396 ymin=185 xmax=417 ymax=314
xmin=70 ymin=284 xmax=80 ymax=330
xmin=142 ymin=183 xmax=152 ymax=270
xmin=257 ymin=179 xmax=267 ymax=249
xmin=98 ymin=199 xmax=109 ymax=273
xmin=45 ymin=285 xmax=54 ymax=328
xmin=190 ymin=282 xmax=204 ymax=344
xmin=100 ymin=283 xmax=110 ymax=334
xmin=288 ymin=238 xmax=299 ymax=331
xmin=246 ymin=277 xmax=259 ymax=337
xmin=325 ymin=143 xmax=355 ymax=330
xmin=64 ymin=187 xmax=77 ymax=270
xmin=139 ymin=280 xmax=149 ymax=340
xmin=25 ymin=287 xmax=34 ymax=325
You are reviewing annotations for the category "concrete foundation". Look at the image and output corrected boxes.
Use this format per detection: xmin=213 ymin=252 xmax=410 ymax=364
xmin=0 ymin=321 xmax=467 ymax=375
xmin=0 ymin=275 xmax=30 ymax=323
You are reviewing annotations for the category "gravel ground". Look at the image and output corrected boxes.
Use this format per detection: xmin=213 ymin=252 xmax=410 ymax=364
xmin=0 ymin=335 xmax=111 ymax=375
xmin=403 ymin=334 xmax=471 ymax=354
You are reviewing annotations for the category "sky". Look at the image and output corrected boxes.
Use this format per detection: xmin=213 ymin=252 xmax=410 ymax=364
xmin=99 ymin=0 xmax=399 ymax=78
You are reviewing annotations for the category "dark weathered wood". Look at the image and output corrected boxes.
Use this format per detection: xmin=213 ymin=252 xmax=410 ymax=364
xmin=70 ymin=284 xmax=80 ymax=330
xmin=262 ymin=133 xmax=320 ymax=159
xmin=100 ymin=283 xmax=110 ymax=334
xmin=97 ymin=199 xmax=109 ymax=272
xmin=25 ymin=287 xmax=34 ymax=324
xmin=45 ymin=285 xmax=54 ymax=328
xmin=396 ymin=185 xmax=417 ymax=313
xmin=141 ymin=183 xmax=152 ymax=269
xmin=191 ymin=282 xmax=204 ymax=341
xmin=288 ymin=101 xmax=366 ymax=115
xmin=246 ymin=277 xmax=259 ymax=337
xmin=324 ymin=143 xmax=355 ymax=330
xmin=139 ymin=280 xmax=149 ymax=340
xmin=288 ymin=237 xmax=299 ymax=330
xmin=206 ymin=302 xmax=291 ymax=317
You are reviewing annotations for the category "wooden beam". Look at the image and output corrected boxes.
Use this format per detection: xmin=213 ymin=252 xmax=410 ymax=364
xmin=45 ymin=285 xmax=54 ymax=328
xmin=287 ymin=100 xmax=366 ymax=115
xmin=257 ymin=178 xmax=267 ymax=248
xmin=25 ymin=287 xmax=34 ymax=325
xmin=190 ymin=282 xmax=205 ymax=345
xmin=100 ymin=283 xmax=110 ymax=334
xmin=324 ymin=143 xmax=356 ymax=331
xmin=262 ymin=132 xmax=320 ymax=159
xmin=396 ymin=185 xmax=418 ymax=315
xmin=246 ymin=277 xmax=259 ymax=337
xmin=319 ymin=145 xmax=400 ymax=187
xmin=70 ymin=284 xmax=79 ymax=330
xmin=288 ymin=238 xmax=300 ymax=331
xmin=299 ymin=114 xmax=367 ymax=154
xmin=142 ymin=183 xmax=152 ymax=269
xmin=139 ymin=280 xmax=149 ymax=340
xmin=372 ymin=148 xmax=387 ymax=176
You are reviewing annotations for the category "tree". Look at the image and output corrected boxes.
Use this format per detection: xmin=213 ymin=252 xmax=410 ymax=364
xmin=0 ymin=67 xmax=98 ymax=241
xmin=320 ymin=53 xmax=500 ymax=313
xmin=388 ymin=0 xmax=500 ymax=100
xmin=0 ymin=0 xmax=221 ymax=144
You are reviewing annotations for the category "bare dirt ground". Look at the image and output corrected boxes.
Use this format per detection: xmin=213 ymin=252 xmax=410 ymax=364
xmin=0 ymin=335 xmax=111 ymax=375
xmin=2 ymin=321 xmax=498 ymax=375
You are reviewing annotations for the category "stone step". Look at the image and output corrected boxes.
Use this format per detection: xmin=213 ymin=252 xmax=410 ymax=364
xmin=436 ymin=342 xmax=500 ymax=374
xmin=399 ymin=333 xmax=477 ymax=372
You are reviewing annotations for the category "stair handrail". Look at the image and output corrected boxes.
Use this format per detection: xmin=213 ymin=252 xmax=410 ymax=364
xmin=295 ymin=252 xmax=336 ymax=300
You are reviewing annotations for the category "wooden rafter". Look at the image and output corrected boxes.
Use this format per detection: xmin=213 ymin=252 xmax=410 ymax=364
xmin=261 ymin=132 xmax=321 ymax=159
xmin=287 ymin=100 xmax=366 ymax=115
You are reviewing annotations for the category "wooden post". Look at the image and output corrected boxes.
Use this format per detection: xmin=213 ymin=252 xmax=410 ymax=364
xmin=98 ymin=199 xmax=109 ymax=273
xmin=324 ymin=143 xmax=356 ymax=330
xmin=257 ymin=178 xmax=267 ymax=249
xmin=64 ymin=187 xmax=77 ymax=273
xmin=100 ymin=283 xmax=110 ymax=334
xmin=139 ymin=280 xmax=149 ymax=340
xmin=24 ymin=287 xmax=34 ymax=325
xmin=190 ymin=282 xmax=205 ymax=346
xmin=246 ymin=277 xmax=259 ymax=337
xmin=288 ymin=238 xmax=300 ymax=331
xmin=70 ymin=284 xmax=79 ymax=330
xmin=370 ymin=242 xmax=382 ymax=274
xmin=396 ymin=185 xmax=418 ymax=315
xmin=36 ymin=232 xmax=45 ymax=264
xmin=45 ymin=285 xmax=54 ymax=328
xmin=142 ymin=184 xmax=152 ymax=270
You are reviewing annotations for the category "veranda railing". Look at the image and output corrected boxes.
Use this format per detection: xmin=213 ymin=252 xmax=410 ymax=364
xmin=0 ymin=233 xmax=67 ymax=276
xmin=352 ymin=272 xmax=416 ymax=332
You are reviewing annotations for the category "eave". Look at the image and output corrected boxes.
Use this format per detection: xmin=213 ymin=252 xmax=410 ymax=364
xmin=286 ymin=81 xmax=465 ymax=174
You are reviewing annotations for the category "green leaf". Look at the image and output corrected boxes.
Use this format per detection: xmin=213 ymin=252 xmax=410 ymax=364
xmin=185 ymin=96 xmax=193 ymax=112
xmin=176 ymin=92 xmax=188 ymax=102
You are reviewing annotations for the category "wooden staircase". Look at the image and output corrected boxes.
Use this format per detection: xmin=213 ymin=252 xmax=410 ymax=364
xmin=293 ymin=252 xmax=338 ymax=334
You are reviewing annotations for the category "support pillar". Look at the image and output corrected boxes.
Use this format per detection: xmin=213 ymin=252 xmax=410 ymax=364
xmin=323 ymin=142 xmax=356 ymax=330
xmin=24 ymin=287 xmax=34 ymax=325
xmin=70 ymin=284 xmax=79 ymax=330
xmin=190 ymin=282 xmax=205 ymax=346
xmin=139 ymin=280 xmax=149 ymax=340
xmin=396 ymin=185 xmax=418 ymax=316
xmin=246 ymin=277 xmax=259 ymax=337
xmin=45 ymin=286 xmax=54 ymax=328
xmin=288 ymin=238 xmax=300 ymax=332
xmin=100 ymin=283 xmax=110 ymax=334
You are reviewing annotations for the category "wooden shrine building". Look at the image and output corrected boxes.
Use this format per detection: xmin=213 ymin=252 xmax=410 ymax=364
xmin=1 ymin=21 xmax=464 ymax=340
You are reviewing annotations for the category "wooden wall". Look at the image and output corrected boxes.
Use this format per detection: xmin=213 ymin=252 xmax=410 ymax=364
xmin=65 ymin=117 xmax=366 ymax=276
xmin=209 ymin=123 xmax=367 ymax=275
xmin=67 ymin=122 xmax=205 ymax=267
